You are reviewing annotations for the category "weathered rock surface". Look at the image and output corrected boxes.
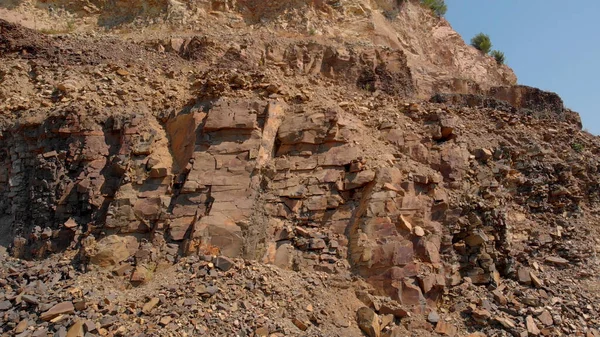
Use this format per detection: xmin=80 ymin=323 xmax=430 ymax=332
xmin=0 ymin=1 xmax=599 ymax=337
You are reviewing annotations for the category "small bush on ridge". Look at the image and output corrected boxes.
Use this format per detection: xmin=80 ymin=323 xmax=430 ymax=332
xmin=421 ymin=0 xmax=447 ymax=17
xmin=471 ymin=33 xmax=492 ymax=54
xmin=491 ymin=50 xmax=505 ymax=65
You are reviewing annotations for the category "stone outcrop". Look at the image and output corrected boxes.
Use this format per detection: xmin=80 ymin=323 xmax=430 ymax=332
xmin=0 ymin=1 xmax=599 ymax=336
xmin=488 ymin=85 xmax=583 ymax=128
xmin=430 ymin=85 xmax=583 ymax=129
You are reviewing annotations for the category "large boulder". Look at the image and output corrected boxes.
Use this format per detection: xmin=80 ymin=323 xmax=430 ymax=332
xmin=87 ymin=235 xmax=140 ymax=267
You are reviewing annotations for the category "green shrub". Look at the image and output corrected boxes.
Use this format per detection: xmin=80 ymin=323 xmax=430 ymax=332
xmin=571 ymin=143 xmax=584 ymax=153
xmin=421 ymin=0 xmax=447 ymax=17
xmin=491 ymin=50 xmax=505 ymax=65
xmin=471 ymin=33 xmax=492 ymax=54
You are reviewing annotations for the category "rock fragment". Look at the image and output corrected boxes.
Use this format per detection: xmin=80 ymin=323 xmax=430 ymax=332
xmin=357 ymin=307 xmax=380 ymax=337
xmin=142 ymin=298 xmax=160 ymax=314
xmin=66 ymin=321 xmax=84 ymax=337
xmin=427 ymin=311 xmax=440 ymax=323
xmin=14 ymin=319 xmax=28 ymax=333
xmin=544 ymin=256 xmax=569 ymax=266
xmin=434 ymin=321 xmax=457 ymax=336
xmin=214 ymin=256 xmax=234 ymax=271
xmin=526 ymin=315 xmax=540 ymax=336
xmin=292 ymin=317 xmax=309 ymax=331
xmin=40 ymin=302 xmax=74 ymax=321
xmin=517 ymin=267 xmax=532 ymax=285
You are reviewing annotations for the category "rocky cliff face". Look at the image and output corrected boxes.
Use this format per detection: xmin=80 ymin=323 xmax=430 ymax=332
xmin=373 ymin=0 xmax=517 ymax=97
xmin=1 ymin=1 xmax=599 ymax=337
xmin=1 ymin=0 xmax=515 ymax=95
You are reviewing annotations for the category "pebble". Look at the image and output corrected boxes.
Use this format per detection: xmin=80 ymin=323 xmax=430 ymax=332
xmin=428 ymin=310 xmax=440 ymax=323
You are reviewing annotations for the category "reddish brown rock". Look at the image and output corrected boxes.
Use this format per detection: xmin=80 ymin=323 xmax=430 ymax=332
xmin=131 ymin=265 xmax=152 ymax=284
xmin=88 ymin=235 xmax=139 ymax=267
xmin=434 ymin=321 xmax=457 ymax=336
xmin=530 ymin=272 xmax=543 ymax=288
xmin=538 ymin=310 xmax=553 ymax=326
xmin=545 ymin=256 xmax=569 ymax=266
xmin=379 ymin=302 xmax=409 ymax=319
xmin=142 ymin=298 xmax=160 ymax=314
xmin=292 ymin=317 xmax=309 ymax=331
xmin=397 ymin=215 xmax=412 ymax=232
xmin=14 ymin=320 xmax=28 ymax=334
xmin=66 ymin=321 xmax=84 ymax=337
xmin=518 ymin=267 xmax=532 ymax=285
xmin=526 ymin=315 xmax=541 ymax=336
xmin=344 ymin=170 xmax=376 ymax=190
xmin=40 ymin=302 xmax=75 ymax=321
xmin=400 ymin=279 xmax=425 ymax=306
xmin=356 ymin=307 xmax=380 ymax=337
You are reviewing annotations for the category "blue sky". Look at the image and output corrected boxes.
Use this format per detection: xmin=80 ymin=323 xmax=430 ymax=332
xmin=445 ymin=0 xmax=600 ymax=134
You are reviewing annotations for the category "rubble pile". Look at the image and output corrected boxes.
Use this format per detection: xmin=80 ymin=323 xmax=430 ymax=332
xmin=0 ymin=0 xmax=599 ymax=336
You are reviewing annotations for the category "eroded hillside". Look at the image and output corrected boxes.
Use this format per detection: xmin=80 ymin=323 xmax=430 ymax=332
xmin=1 ymin=1 xmax=599 ymax=337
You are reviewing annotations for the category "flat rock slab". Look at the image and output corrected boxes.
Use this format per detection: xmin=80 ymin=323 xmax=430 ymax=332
xmin=40 ymin=301 xmax=74 ymax=321
xmin=142 ymin=298 xmax=160 ymax=314
xmin=545 ymin=256 xmax=569 ymax=266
